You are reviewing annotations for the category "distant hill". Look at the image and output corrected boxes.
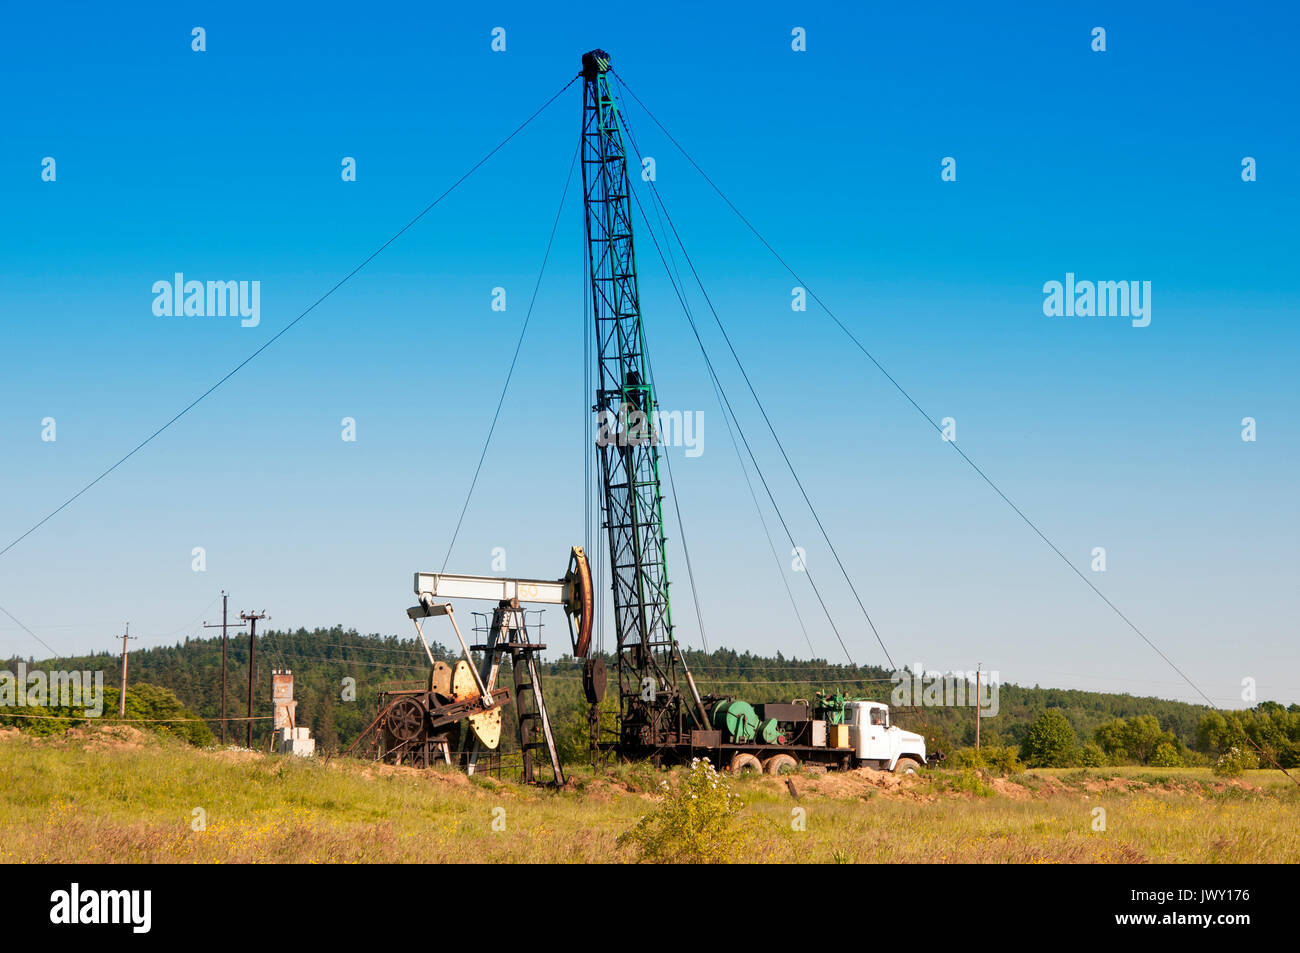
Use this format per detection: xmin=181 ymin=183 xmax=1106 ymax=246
xmin=6 ymin=626 xmax=1268 ymax=762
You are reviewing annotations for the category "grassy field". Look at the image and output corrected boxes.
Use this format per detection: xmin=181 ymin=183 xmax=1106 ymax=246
xmin=2 ymin=726 xmax=1297 ymax=863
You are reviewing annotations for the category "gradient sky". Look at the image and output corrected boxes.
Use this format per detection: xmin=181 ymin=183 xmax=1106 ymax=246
xmin=1 ymin=2 xmax=1296 ymax=707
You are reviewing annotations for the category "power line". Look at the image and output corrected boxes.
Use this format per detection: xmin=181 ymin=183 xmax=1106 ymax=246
xmin=258 ymin=654 xmax=429 ymax=671
xmin=619 ymin=127 xmax=857 ymax=668
xmin=0 ymin=593 xmax=222 ymax=665
xmin=0 ymin=605 xmax=57 ymax=657
xmin=613 ymin=71 xmax=1298 ymax=784
xmin=439 ymin=137 xmax=582 ymax=573
xmin=637 ymin=268 xmax=711 ymax=654
xmin=137 ymin=594 xmax=222 ymax=641
xmin=0 ymin=74 xmax=579 ymax=577
xmin=0 ymin=621 xmax=127 ymax=631
xmin=631 ymin=149 xmax=791 ymax=659
xmin=406 ymin=136 xmax=580 ymax=675
xmin=619 ymin=99 xmax=894 ymax=672
xmin=0 ymin=713 xmax=275 ymax=724
xmin=613 ymin=70 xmax=1202 ymax=704
xmin=705 ymin=354 xmax=817 ymax=658
xmin=658 ymin=441 xmax=710 ymax=653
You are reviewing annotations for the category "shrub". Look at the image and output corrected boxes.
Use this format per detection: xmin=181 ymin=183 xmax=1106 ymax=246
xmin=946 ymin=747 xmax=982 ymax=769
xmin=947 ymin=745 xmax=1024 ymax=774
xmin=984 ymin=745 xmax=1026 ymax=775
xmin=1213 ymin=746 xmax=1258 ymax=778
xmin=1078 ymin=742 xmax=1107 ymax=767
xmin=1149 ymin=742 xmax=1183 ymax=767
xmin=0 ymin=682 xmax=212 ymax=746
xmin=618 ymin=758 xmax=755 ymax=863
xmin=945 ymin=768 xmax=995 ymax=797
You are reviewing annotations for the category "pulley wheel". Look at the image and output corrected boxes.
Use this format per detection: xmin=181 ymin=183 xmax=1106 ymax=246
xmin=566 ymin=546 xmax=594 ymax=658
xmin=387 ymin=696 xmax=427 ymax=742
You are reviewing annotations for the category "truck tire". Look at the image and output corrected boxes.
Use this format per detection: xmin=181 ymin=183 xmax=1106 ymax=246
xmin=729 ymin=752 xmax=763 ymax=774
xmin=763 ymin=753 xmax=799 ymax=775
xmin=894 ymin=756 xmax=923 ymax=775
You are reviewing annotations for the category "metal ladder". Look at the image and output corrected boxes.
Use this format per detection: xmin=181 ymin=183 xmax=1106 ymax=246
xmin=468 ymin=601 xmax=565 ymax=785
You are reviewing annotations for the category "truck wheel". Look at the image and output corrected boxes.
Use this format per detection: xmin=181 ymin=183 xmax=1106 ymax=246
xmin=729 ymin=752 xmax=763 ymax=774
xmin=894 ymin=757 xmax=923 ymax=775
xmin=763 ymin=753 xmax=799 ymax=776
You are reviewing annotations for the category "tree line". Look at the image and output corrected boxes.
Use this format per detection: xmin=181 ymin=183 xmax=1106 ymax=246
xmin=5 ymin=629 xmax=1294 ymax=771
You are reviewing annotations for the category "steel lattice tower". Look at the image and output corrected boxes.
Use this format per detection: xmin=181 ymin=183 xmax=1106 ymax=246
xmin=580 ymin=50 xmax=685 ymax=750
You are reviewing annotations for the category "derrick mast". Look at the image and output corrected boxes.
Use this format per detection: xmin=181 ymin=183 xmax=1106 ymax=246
xmin=580 ymin=50 xmax=696 ymax=751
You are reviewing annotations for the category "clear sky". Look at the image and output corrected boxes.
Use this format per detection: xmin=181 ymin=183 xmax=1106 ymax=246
xmin=1 ymin=2 xmax=1296 ymax=707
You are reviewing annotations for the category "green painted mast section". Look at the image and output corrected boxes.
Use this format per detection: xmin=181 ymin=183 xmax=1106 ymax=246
xmin=580 ymin=50 xmax=703 ymax=749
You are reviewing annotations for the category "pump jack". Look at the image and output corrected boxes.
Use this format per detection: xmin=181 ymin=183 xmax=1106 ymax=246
xmin=410 ymin=546 xmax=596 ymax=783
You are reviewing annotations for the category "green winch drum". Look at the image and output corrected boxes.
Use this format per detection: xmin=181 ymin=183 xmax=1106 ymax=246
xmin=757 ymin=717 xmax=782 ymax=745
xmin=712 ymin=700 xmax=759 ymax=742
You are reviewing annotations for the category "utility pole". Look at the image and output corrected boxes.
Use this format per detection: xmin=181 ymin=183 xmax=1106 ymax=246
xmin=975 ymin=662 xmax=982 ymax=751
xmin=117 ymin=624 xmax=136 ymax=717
xmin=203 ymin=592 xmax=247 ymax=746
xmin=240 ymin=611 xmax=268 ymax=748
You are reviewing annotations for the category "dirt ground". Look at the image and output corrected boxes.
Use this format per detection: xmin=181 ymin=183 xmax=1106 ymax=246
xmin=9 ymin=723 xmax=1269 ymax=807
xmin=52 ymin=724 xmax=149 ymax=750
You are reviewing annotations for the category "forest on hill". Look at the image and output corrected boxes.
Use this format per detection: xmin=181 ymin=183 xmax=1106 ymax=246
xmin=4 ymin=627 xmax=1297 ymax=767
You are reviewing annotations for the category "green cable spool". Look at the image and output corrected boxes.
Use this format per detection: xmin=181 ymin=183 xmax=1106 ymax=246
xmin=757 ymin=717 xmax=782 ymax=745
xmin=711 ymin=702 xmax=732 ymax=735
xmin=712 ymin=700 xmax=759 ymax=742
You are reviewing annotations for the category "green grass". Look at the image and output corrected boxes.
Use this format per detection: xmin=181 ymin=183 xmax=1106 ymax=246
xmin=2 ymin=730 xmax=1297 ymax=863
xmin=1033 ymin=763 xmax=1300 ymax=793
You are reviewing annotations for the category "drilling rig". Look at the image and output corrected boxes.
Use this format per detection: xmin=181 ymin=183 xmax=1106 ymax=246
xmin=578 ymin=50 xmax=709 ymax=758
xmin=575 ymin=51 xmax=931 ymax=775
xmin=359 ymin=50 xmax=931 ymax=778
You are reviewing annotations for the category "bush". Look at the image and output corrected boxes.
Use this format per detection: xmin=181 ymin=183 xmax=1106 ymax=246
xmin=946 ymin=747 xmax=981 ymax=769
xmin=618 ymin=758 xmax=756 ymax=863
xmin=1149 ymin=741 xmax=1183 ymax=767
xmin=947 ymin=745 xmax=1024 ymax=774
xmin=945 ymin=768 xmax=995 ymax=797
xmin=0 ymin=681 xmax=212 ymax=746
xmin=1079 ymin=742 xmax=1107 ymax=767
xmin=1213 ymin=746 xmax=1258 ymax=778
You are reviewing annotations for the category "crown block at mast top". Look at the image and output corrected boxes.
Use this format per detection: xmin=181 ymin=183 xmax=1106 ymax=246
xmin=582 ymin=49 xmax=612 ymax=78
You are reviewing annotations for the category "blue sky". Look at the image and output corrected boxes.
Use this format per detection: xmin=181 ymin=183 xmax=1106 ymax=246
xmin=1 ymin=2 xmax=1296 ymax=707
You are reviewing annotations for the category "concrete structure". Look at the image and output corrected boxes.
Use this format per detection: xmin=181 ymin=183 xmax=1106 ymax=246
xmin=271 ymin=669 xmax=314 ymax=757
xmin=277 ymin=725 xmax=316 ymax=757
xmin=272 ymin=669 xmax=297 ymax=731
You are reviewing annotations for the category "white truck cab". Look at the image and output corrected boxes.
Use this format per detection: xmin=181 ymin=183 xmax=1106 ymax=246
xmin=845 ymin=701 xmax=927 ymax=773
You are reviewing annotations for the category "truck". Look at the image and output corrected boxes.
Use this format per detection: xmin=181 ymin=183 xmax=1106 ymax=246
xmin=687 ymin=691 xmax=933 ymax=776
